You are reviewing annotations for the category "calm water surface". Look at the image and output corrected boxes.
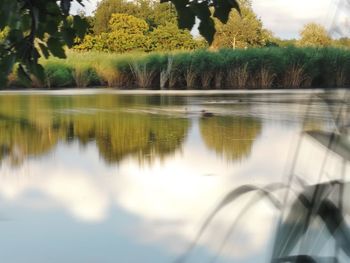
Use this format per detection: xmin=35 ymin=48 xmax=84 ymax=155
xmin=0 ymin=90 xmax=348 ymax=263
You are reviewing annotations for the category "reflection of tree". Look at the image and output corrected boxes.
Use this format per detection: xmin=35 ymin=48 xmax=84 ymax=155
xmin=95 ymin=115 xmax=189 ymax=164
xmin=0 ymin=94 xmax=189 ymax=165
xmin=0 ymin=114 xmax=64 ymax=165
xmin=200 ymin=116 xmax=262 ymax=161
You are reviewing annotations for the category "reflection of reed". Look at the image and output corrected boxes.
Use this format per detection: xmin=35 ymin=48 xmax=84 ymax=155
xmin=177 ymin=90 xmax=350 ymax=263
xmin=199 ymin=116 xmax=262 ymax=161
xmin=95 ymin=115 xmax=189 ymax=164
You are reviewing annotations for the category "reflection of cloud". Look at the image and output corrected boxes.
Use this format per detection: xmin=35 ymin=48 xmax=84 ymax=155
xmin=0 ymin=169 xmax=110 ymax=222
xmin=44 ymin=173 xmax=109 ymax=222
xmin=113 ymin=158 xmax=277 ymax=258
xmin=0 ymin=142 xmax=111 ymax=223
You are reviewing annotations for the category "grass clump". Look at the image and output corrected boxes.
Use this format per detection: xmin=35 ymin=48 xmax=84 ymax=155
xmin=4 ymin=47 xmax=350 ymax=89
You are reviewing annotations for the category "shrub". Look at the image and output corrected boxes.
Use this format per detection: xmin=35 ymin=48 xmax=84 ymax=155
xmin=43 ymin=61 xmax=74 ymax=88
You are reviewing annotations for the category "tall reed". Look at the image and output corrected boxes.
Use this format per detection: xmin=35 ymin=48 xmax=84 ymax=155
xmin=94 ymin=62 xmax=122 ymax=87
xmin=160 ymin=56 xmax=174 ymax=90
xmin=184 ymin=65 xmax=197 ymax=89
xmin=227 ymin=63 xmax=249 ymax=89
xmin=282 ymin=64 xmax=310 ymax=88
xmin=129 ymin=60 xmax=156 ymax=89
xmin=5 ymin=47 xmax=350 ymax=89
xmin=254 ymin=66 xmax=276 ymax=88
xmin=72 ymin=66 xmax=98 ymax=88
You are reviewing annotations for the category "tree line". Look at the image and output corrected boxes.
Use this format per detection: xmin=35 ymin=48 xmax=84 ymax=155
xmin=73 ymin=0 xmax=271 ymax=52
xmin=72 ymin=0 xmax=350 ymax=53
xmin=73 ymin=0 xmax=207 ymax=52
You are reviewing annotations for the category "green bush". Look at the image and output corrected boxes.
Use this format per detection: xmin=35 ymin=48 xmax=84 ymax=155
xmin=44 ymin=61 xmax=74 ymax=88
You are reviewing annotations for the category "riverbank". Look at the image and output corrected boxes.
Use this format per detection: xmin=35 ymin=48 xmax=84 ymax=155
xmin=0 ymin=88 xmax=331 ymax=95
xmin=6 ymin=47 xmax=350 ymax=89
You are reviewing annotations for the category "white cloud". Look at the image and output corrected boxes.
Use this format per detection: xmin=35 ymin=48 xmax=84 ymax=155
xmin=252 ymin=0 xmax=340 ymax=38
xmin=71 ymin=0 xmax=100 ymax=16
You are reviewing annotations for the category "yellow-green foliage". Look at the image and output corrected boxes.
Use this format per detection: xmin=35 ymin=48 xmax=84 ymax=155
xmin=0 ymin=27 xmax=9 ymax=43
xmin=149 ymin=23 xmax=207 ymax=51
xmin=75 ymin=12 xmax=204 ymax=53
xmin=109 ymin=13 xmax=149 ymax=33
xmin=298 ymin=23 xmax=332 ymax=47
xmin=93 ymin=0 xmax=177 ymax=34
xmin=76 ymin=14 xmax=150 ymax=53
xmin=74 ymin=34 xmax=105 ymax=52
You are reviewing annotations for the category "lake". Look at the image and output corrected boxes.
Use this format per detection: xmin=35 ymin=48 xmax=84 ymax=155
xmin=0 ymin=89 xmax=349 ymax=263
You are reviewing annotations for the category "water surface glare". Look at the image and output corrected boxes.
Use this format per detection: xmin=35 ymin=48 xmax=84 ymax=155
xmin=0 ymin=90 xmax=348 ymax=263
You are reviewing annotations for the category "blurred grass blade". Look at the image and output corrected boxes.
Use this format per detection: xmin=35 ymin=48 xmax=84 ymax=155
xmin=272 ymin=183 xmax=333 ymax=258
xmin=273 ymin=255 xmax=337 ymax=263
xmin=210 ymin=183 xmax=288 ymax=263
xmin=318 ymin=199 xmax=350 ymax=257
xmin=175 ymin=183 xmax=284 ymax=263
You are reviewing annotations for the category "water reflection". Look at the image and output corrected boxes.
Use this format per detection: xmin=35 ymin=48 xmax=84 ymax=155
xmin=200 ymin=116 xmax=262 ymax=161
xmin=95 ymin=115 xmax=189 ymax=164
xmin=0 ymin=94 xmax=190 ymax=165
xmin=0 ymin=91 xmax=346 ymax=263
xmin=0 ymin=94 xmax=266 ymax=165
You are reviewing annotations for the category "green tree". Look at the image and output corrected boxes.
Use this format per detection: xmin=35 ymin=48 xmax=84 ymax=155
xmin=76 ymin=14 xmax=150 ymax=53
xmin=109 ymin=13 xmax=149 ymax=33
xmin=149 ymin=23 xmax=207 ymax=51
xmin=93 ymin=0 xmax=140 ymax=34
xmin=93 ymin=0 xmax=177 ymax=34
xmin=212 ymin=0 xmax=268 ymax=49
xmin=298 ymin=23 xmax=332 ymax=47
xmin=77 ymin=13 xmax=207 ymax=52
xmin=151 ymin=2 xmax=178 ymax=28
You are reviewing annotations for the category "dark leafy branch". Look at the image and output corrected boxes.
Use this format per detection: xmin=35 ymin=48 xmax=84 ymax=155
xmin=0 ymin=0 xmax=89 ymax=86
xmin=161 ymin=0 xmax=240 ymax=44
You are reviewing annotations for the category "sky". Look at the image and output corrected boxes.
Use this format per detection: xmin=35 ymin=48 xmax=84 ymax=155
xmin=71 ymin=0 xmax=350 ymax=39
